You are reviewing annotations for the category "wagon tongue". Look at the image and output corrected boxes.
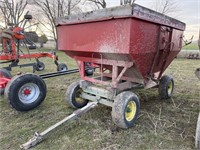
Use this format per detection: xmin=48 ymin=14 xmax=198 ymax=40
xmin=20 ymin=102 xmax=98 ymax=150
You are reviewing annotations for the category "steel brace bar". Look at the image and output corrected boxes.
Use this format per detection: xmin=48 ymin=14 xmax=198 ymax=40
xmin=20 ymin=102 xmax=98 ymax=150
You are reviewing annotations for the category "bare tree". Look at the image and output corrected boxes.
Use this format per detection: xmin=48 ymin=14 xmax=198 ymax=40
xmin=0 ymin=0 xmax=28 ymax=28
xmin=31 ymin=0 xmax=81 ymax=47
xmin=153 ymin=0 xmax=179 ymax=15
xmin=120 ymin=0 xmax=136 ymax=5
xmin=86 ymin=0 xmax=106 ymax=9
xmin=86 ymin=0 xmax=136 ymax=9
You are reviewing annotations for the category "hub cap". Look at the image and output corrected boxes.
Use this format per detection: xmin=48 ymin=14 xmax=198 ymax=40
xmin=167 ymin=80 xmax=173 ymax=95
xmin=18 ymin=83 xmax=40 ymax=104
xmin=125 ymin=101 xmax=137 ymax=121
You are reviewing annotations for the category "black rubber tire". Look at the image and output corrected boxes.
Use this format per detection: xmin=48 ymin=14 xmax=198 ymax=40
xmin=24 ymin=14 xmax=32 ymax=20
xmin=65 ymin=81 xmax=88 ymax=109
xmin=158 ymin=75 xmax=174 ymax=99
xmin=85 ymin=62 xmax=94 ymax=76
xmin=196 ymin=113 xmax=200 ymax=150
xmin=0 ymin=68 xmax=12 ymax=96
xmin=112 ymin=91 xmax=140 ymax=129
xmin=0 ymin=68 xmax=12 ymax=78
xmin=85 ymin=68 xmax=94 ymax=76
xmin=57 ymin=63 xmax=68 ymax=72
xmin=4 ymin=74 xmax=46 ymax=111
xmin=29 ymin=45 xmax=37 ymax=50
xmin=36 ymin=61 xmax=45 ymax=71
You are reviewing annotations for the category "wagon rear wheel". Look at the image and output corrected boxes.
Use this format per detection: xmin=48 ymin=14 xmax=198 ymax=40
xmin=112 ymin=91 xmax=140 ymax=129
xmin=65 ymin=81 xmax=88 ymax=109
xmin=4 ymin=74 xmax=46 ymax=111
xmin=158 ymin=75 xmax=174 ymax=99
xmin=0 ymin=68 xmax=12 ymax=95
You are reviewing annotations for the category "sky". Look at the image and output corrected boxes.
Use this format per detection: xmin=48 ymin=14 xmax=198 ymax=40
xmin=106 ymin=0 xmax=200 ymax=41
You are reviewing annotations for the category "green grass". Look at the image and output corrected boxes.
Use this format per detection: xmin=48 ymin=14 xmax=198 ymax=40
xmin=0 ymin=50 xmax=200 ymax=150
xmin=182 ymin=42 xmax=199 ymax=50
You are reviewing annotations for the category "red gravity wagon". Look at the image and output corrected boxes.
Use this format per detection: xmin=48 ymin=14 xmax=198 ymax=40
xmin=56 ymin=4 xmax=185 ymax=128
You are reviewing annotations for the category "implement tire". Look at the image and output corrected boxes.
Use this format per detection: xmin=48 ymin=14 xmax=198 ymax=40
xmin=36 ymin=61 xmax=45 ymax=71
xmin=57 ymin=63 xmax=68 ymax=72
xmin=4 ymin=74 xmax=46 ymax=111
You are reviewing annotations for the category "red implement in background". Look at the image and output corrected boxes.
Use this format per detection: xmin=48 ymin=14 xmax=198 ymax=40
xmin=0 ymin=14 xmax=67 ymax=73
xmin=0 ymin=27 xmax=61 ymax=72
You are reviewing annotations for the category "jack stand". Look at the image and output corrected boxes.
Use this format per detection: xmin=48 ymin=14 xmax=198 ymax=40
xmin=20 ymin=102 xmax=98 ymax=150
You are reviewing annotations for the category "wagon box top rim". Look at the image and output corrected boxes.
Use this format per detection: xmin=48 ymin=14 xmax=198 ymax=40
xmin=55 ymin=4 xmax=186 ymax=31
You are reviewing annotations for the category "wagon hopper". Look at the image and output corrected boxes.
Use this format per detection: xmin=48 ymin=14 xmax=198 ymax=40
xmin=56 ymin=4 xmax=185 ymax=128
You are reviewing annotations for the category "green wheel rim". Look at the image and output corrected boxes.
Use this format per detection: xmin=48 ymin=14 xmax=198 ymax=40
xmin=168 ymin=80 xmax=173 ymax=95
xmin=75 ymin=89 xmax=84 ymax=104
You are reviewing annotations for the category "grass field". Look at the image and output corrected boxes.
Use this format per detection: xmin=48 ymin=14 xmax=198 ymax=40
xmin=0 ymin=50 xmax=199 ymax=150
xmin=182 ymin=42 xmax=199 ymax=50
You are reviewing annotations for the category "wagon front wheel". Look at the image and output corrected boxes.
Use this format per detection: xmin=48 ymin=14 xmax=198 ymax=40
xmin=4 ymin=74 xmax=46 ymax=111
xmin=158 ymin=75 xmax=174 ymax=99
xmin=65 ymin=81 xmax=88 ymax=109
xmin=112 ymin=91 xmax=140 ymax=129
